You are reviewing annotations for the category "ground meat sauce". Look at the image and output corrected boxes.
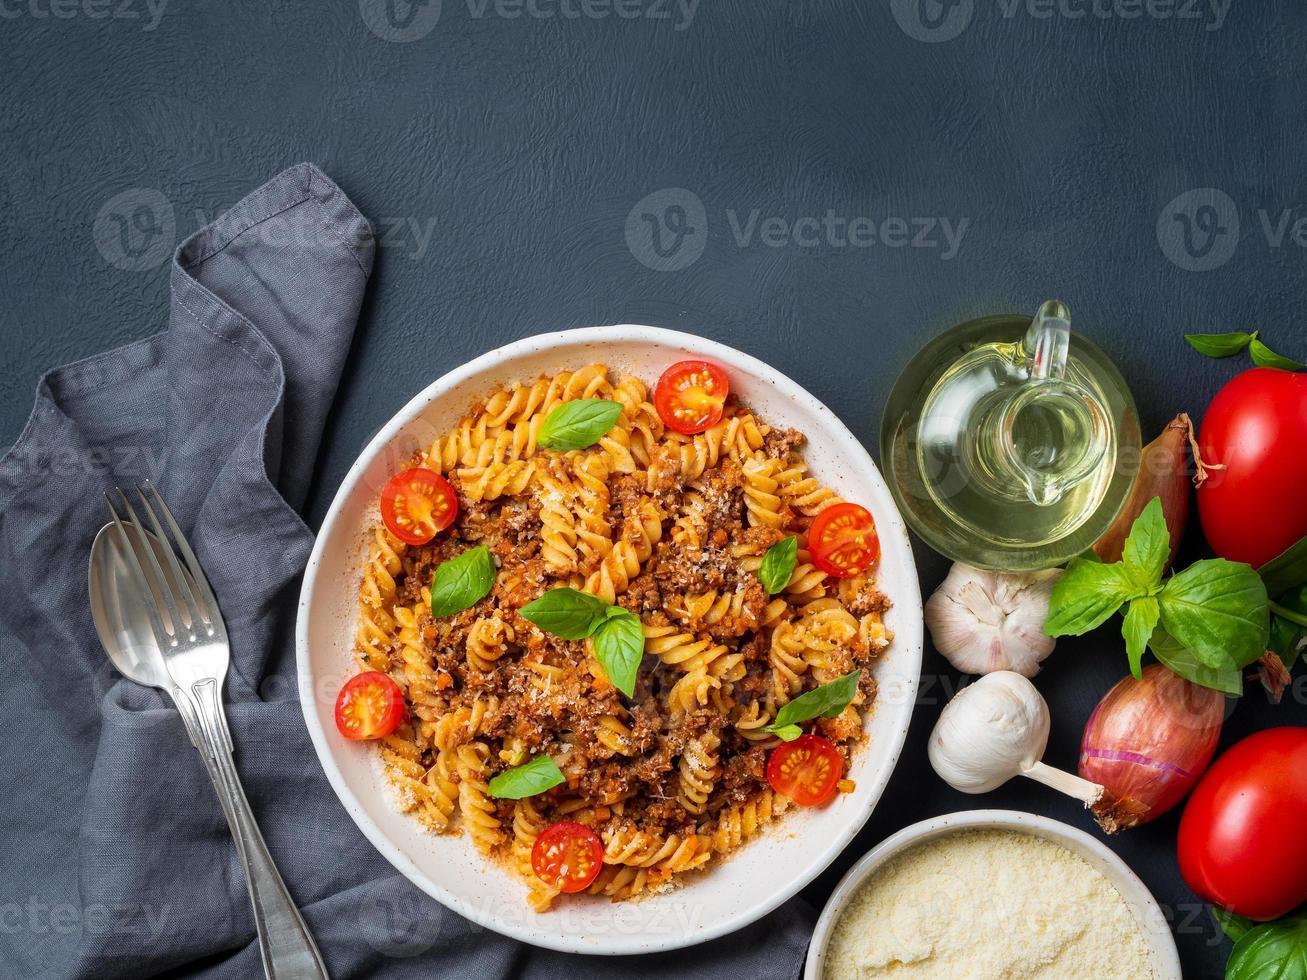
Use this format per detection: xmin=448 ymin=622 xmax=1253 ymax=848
xmin=367 ymin=373 xmax=893 ymax=904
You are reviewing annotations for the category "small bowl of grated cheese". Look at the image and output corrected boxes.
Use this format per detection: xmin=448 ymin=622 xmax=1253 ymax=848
xmin=806 ymin=809 xmax=1181 ymax=979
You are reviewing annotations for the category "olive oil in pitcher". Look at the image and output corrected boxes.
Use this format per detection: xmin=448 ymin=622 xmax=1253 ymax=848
xmin=881 ymin=301 xmax=1140 ymax=571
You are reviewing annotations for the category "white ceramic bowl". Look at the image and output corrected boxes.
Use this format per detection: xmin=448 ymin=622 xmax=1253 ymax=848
xmin=805 ymin=809 xmax=1183 ymax=979
xmin=296 ymin=325 xmax=924 ymax=954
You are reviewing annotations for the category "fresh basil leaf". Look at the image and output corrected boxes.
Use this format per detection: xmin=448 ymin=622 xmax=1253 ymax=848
xmin=765 ymin=671 xmax=861 ymax=732
xmin=1226 ymin=912 xmax=1307 ymax=980
xmin=758 ymin=536 xmax=798 ymax=595
xmin=1184 ymin=331 xmax=1256 ymax=358
xmin=1212 ymin=907 xmax=1254 ymax=944
xmin=520 ymin=588 xmax=610 ymax=639
xmin=1259 ymin=535 xmax=1307 ymax=598
xmin=1149 ymin=628 xmax=1243 ymax=696
xmin=486 ymin=754 xmax=565 ymax=800
xmin=770 ymin=724 xmax=802 ymax=742
xmin=537 ymin=399 xmax=624 ymax=451
xmin=1250 ymin=337 xmax=1306 ymax=371
xmin=1270 ymin=586 xmax=1307 ymax=670
xmin=1159 ymin=559 xmax=1270 ymax=670
xmin=1121 ymin=497 xmax=1170 ymax=593
xmin=591 ymin=609 xmax=644 ymax=698
xmin=1123 ymin=597 xmax=1160 ymax=679
xmin=1044 ymin=559 xmax=1136 ymax=637
xmin=429 ymin=546 xmax=497 ymax=618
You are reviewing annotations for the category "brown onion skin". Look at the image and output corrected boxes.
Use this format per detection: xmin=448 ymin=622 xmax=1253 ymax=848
xmin=1093 ymin=414 xmax=1193 ymax=569
xmin=1080 ymin=664 xmax=1225 ymax=833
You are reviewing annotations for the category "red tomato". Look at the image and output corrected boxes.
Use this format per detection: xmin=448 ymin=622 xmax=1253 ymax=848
xmin=653 ymin=360 xmax=729 ymax=435
xmin=766 ymin=734 xmax=842 ymax=806
xmin=1178 ymin=727 xmax=1307 ymax=921
xmin=1197 ymin=368 xmax=1307 ymax=568
xmin=808 ymin=503 xmax=880 ymax=578
xmin=380 ymin=467 xmax=458 ymax=546
xmin=334 ymin=671 xmax=405 ymax=741
xmin=531 ymin=821 xmax=603 ymax=893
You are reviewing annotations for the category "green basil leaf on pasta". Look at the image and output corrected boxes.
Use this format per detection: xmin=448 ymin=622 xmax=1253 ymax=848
xmin=520 ymin=588 xmax=610 ymax=639
xmin=1043 ymin=559 xmax=1137 ymax=637
xmin=430 ymin=546 xmax=497 ymax=618
xmin=1158 ymin=559 xmax=1270 ymax=670
xmin=1120 ymin=497 xmax=1170 ymax=594
xmin=1249 ymin=337 xmax=1305 ymax=371
xmin=1184 ymin=330 xmax=1256 ymax=358
xmin=486 ymin=754 xmax=565 ymax=800
xmin=591 ymin=609 xmax=644 ymax=698
xmin=537 ymin=399 xmax=624 ymax=451
xmin=770 ymin=724 xmax=802 ymax=742
xmin=758 ymin=535 xmax=798 ymax=595
xmin=765 ymin=670 xmax=860 ymax=733
xmin=1122 ymin=597 xmax=1160 ymax=679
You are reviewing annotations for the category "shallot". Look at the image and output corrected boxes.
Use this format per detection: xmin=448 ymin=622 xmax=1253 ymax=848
xmin=1080 ymin=664 xmax=1225 ymax=833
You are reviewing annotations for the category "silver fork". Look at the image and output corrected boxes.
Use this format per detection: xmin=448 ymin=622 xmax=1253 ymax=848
xmin=99 ymin=482 xmax=328 ymax=980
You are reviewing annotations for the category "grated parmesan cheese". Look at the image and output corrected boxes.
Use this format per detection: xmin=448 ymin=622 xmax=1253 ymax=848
xmin=824 ymin=830 xmax=1154 ymax=979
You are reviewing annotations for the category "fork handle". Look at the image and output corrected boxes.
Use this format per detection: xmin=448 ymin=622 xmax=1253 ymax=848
xmin=174 ymin=679 xmax=330 ymax=980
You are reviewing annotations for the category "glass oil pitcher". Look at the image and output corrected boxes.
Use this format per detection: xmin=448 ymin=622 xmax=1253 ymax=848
xmin=881 ymin=301 xmax=1140 ymax=571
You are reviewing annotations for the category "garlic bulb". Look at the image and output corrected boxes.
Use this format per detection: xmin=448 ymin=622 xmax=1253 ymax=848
xmin=929 ymin=671 xmax=1102 ymax=806
xmin=925 ymin=563 xmax=1062 ymax=677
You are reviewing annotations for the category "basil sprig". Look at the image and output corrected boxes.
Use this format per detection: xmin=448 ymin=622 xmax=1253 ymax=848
xmin=486 ymin=754 xmax=565 ymax=800
xmin=763 ymin=670 xmax=860 ymax=741
xmin=429 ymin=546 xmax=497 ymax=617
xmin=1045 ymin=498 xmax=1270 ymax=691
xmin=520 ymin=588 xmax=644 ymax=696
xmin=758 ymin=536 xmax=797 ymax=595
xmin=537 ymin=399 xmax=623 ymax=451
xmin=1223 ymin=911 xmax=1307 ymax=980
xmin=1186 ymin=329 xmax=1304 ymax=370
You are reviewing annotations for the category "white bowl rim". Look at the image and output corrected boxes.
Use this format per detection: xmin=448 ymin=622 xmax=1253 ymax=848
xmin=804 ymin=808 xmax=1183 ymax=979
xmin=295 ymin=324 xmax=924 ymax=954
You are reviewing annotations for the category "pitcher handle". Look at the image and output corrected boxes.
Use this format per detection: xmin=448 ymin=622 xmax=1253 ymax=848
xmin=1023 ymin=300 xmax=1072 ymax=381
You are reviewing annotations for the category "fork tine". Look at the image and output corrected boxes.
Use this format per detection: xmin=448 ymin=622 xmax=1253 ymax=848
xmin=104 ymin=492 xmax=172 ymax=648
xmin=115 ymin=488 xmax=185 ymax=641
xmin=133 ymin=485 xmax=205 ymax=632
xmin=141 ymin=480 xmax=220 ymax=626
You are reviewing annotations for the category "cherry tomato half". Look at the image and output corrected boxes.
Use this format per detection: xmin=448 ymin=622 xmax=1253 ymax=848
xmin=334 ymin=671 xmax=405 ymax=741
xmin=1197 ymin=368 xmax=1307 ymax=569
xmin=653 ymin=360 xmax=729 ymax=435
xmin=531 ymin=821 xmax=603 ymax=893
xmin=380 ymin=467 xmax=458 ymax=545
xmin=1178 ymin=727 xmax=1307 ymax=921
xmin=766 ymin=734 xmax=842 ymax=806
xmin=808 ymin=503 xmax=880 ymax=578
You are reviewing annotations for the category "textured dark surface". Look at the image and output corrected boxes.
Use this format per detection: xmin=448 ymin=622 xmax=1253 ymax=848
xmin=4 ymin=2 xmax=1307 ymax=977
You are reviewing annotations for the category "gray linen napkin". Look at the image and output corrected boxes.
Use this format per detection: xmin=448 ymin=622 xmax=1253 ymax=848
xmin=0 ymin=163 xmax=815 ymax=979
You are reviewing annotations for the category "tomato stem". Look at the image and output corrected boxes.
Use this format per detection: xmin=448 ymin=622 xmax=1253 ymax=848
xmin=1270 ymin=601 xmax=1307 ymax=630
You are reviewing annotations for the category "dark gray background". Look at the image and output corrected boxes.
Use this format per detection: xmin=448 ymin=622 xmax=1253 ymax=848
xmin=4 ymin=1 xmax=1306 ymax=976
